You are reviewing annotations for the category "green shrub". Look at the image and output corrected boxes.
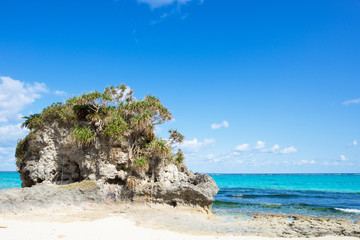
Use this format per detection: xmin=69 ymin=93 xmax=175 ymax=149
xmin=104 ymin=112 xmax=128 ymax=140
xmin=146 ymin=138 xmax=172 ymax=159
xmin=21 ymin=114 xmax=42 ymax=130
xmin=16 ymin=138 xmax=28 ymax=166
xmin=133 ymin=156 xmax=148 ymax=169
xmin=72 ymin=125 xmax=95 ymax=145
xmin=15 ymin=132 xmax=36 ymax=166
xmin=173 ymin=149 xmax=184 ymax=164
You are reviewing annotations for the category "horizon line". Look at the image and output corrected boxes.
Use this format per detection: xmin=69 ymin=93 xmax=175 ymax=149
xmin=2 ymin=171 xmax=359 ymax=175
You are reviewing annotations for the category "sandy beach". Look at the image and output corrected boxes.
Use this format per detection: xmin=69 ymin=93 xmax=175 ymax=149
xmin=0 ymin=216 xmax=358 ymax=240
xmin=0 ymin=203 xmax=359 ymax=240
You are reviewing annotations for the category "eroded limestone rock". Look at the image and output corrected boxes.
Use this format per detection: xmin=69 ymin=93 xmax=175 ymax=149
xmin=16 ymin=123 xmax=218 ymax=209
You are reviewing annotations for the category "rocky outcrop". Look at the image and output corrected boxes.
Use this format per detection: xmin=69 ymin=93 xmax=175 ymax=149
xmin=16 ymin=123 xmax=218 ymax=210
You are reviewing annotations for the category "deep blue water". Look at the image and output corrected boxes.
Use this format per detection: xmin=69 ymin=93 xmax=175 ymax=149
xmin=210 ymin=174 xmax=360 ymax=221
xmin=1 ymin=172 xmax=359 ymax=220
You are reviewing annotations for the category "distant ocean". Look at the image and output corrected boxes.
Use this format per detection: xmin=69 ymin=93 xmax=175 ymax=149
xmin=1 ymin=172 xmax=359 ymax=221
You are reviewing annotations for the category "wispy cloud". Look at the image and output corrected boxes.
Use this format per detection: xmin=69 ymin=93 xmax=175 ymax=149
xmin=293 ymin=160 xmax=315 ymax=165
xmin=150 ymin=12 xmax=170 ymax=25
xmin=0 ymin=124 xmax=29 ymax=146
xmin=54 ymin=90 xmax=67 ymax=97
xmin=202 ymin=151 xmax=249 ymax=164
xmin=0 ymin=146 xmax=16 ymax=169
xmin=180 ymin=138 xmax=215 ymax=153
xmin=235 ymin=143 xmax=250 ymax=152
xmin=349 ymin=140 xmax=357 ymax=147
xmin=211 ymin=120 xmax=229 ymax=130
xmin=280 ymin=146 xmax=297 ymax=154
xmin=261 ymin=144 xmax=280 ymax=153
xmin=343 ymin=98 xmax=360 ymax=105
xmin=340 ymin=154 xmax=348 ymax=161
xmin=137 ymin=0 xmax=199 ymax=9
xmin=137 ymin=0 xmax=202 ymax=25
xmin=234 ymin=141 xmax=297 ymax=155
xmin=254 ymin=140 xmax=265 ymax=150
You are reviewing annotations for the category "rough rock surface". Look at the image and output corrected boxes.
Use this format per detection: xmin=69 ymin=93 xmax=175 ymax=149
xmin=16 ymin=123 xmax=218 ymax=209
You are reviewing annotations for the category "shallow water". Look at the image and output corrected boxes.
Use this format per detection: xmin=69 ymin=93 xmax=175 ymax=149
xmin=210 ymin=174 xmax=360 ymax=221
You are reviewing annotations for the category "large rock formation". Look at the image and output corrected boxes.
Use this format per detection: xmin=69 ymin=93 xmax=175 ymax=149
xmin=16 ymin=122 xmax=218 ymax=209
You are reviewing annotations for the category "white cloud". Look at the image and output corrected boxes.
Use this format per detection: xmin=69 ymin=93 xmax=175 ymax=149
xmin=235 ymin=143 xmax=250 ymax=152
xmin=0 ymin=124 xmax=29 ymax=145
xmin=211 ymin=120 xmax=229 ymax=130
xmin=261 ymin=144 xmax=280 ymax=153
xmin=280 ymin=146 xmax=297 ymax=154
xmin=54 ymin=90 xmax=67 ymax=97
xmin=0 ymin=146 xmax=14 ymax=156
xmin=0 ymin=146 xmax=16 ymax=168
xmin=180 ymin=138 xmax=215 ymax=153
xmin=254 ymin=140 xmax=265 ymax=150
xmin=343 ymin=98 xmax=360 ymax=105
xmin=0 ymin=76 xmax=48 ymax=123
xmin=294 ymin=160 xmax=315 ymax=165
xmin=349 ymin=140 xmax=357 ymax=147
xmin=340 ymin=154 xmax=348 ymax=161
xmin=204 ymin=151 xmax=248 ymax=164
xmin=0 ymin=76 xmax=47 ymax=170
xmin=137 ymin=0 xmax=196 ymax=8
xmin=206 ymin=153 xmax=222 ymax=163
xmin=234 ymin=141 xmax=297 ymax=155
xmin=272 ymin=144 xmax=280 ymax=150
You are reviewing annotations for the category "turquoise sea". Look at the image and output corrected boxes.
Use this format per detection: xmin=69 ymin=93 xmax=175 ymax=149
xmin=0 ymin=172 xmax=22 ymax=189
xmin=210 ymin=174 xmax=360 ymax=221
xmin=1 ymin=172 xmax=359 ymax=220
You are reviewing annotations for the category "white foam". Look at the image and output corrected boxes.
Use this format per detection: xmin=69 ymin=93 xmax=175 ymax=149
xmin=335 ymin=208 xmax=360 ymax=214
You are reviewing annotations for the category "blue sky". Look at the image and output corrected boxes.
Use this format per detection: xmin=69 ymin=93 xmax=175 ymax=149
xmin=0 ymin=0 xmax=359 ymax=173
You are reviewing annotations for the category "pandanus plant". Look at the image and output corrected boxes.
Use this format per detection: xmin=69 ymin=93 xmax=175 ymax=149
xmin=18 ymin=84 xmax=185 ymax=175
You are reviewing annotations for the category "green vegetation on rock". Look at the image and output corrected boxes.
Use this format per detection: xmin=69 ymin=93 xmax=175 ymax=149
xmin=133 ymin=156 xmax=148 ymax=171
xmin=16 ymin=84 xmax=185 ymax=172
xmin=15 ymin=132 xmax=36 ymax=165
xmin=173 ymin=149 xmax=185 ymax=164
xmin=72 ymin=125 xmax=95 ymax=145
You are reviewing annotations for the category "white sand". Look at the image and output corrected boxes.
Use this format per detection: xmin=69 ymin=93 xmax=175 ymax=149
xmin=0 ymin=216 xmax=358 ymax=240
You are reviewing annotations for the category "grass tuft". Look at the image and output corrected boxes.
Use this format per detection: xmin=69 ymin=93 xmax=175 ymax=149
xmin=72 ymin=125 xmax=95 ymax=145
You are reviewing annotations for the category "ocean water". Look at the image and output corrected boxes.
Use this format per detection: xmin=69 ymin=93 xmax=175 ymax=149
xmin=210 ymin=174 xmax=360 ymax=221
xmin=1 ymin=172 xmax=359 ymax=220
xmin=0 ymin=172 xmax=22 ymax=189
